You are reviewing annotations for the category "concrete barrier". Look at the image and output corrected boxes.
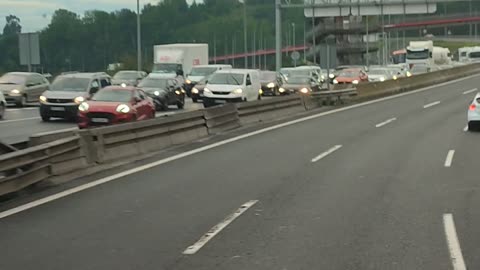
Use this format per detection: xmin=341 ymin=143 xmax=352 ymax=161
xmin=236 ymin=96 xmax=304 ymax=125
xmin=0 ymin=136 xmax=86 ymax=196
xmin=88 ymin=111 xmax=208 ymax=163
xmin=203 ymin=103 xmax=240 ymax=134
xmin=304 ymin=89 xmax=357 ymax=110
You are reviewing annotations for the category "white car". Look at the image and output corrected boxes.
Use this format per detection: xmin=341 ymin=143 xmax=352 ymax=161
xmin=368 ymin=68 xmax=393 ymax=82
xmin=203 ymin=69 xmax=261 ymax=108
xmin=0 ymin=91 xmax=5 ymax=119
xmin=468 ymin=93 xmax=480 ymax=131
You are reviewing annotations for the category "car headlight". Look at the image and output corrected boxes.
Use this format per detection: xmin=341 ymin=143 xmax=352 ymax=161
xmin=74 ymin=96 xmax=85 ymax=104
xmin=333 ymin=79 xmax=338 ymax=84
xmin=204 ymin=87 xmax=211 ymax=93
xmin=39 ymin=95 xmax=47 ymax=103
xmin=181 ymin=89 xmax=186 ymax=94
xmin=393 ymin=75 xmax=398 ymax=80
xmin=175 ymin=90 xmax=181 ymax=95
xmin=116 ymin=104 xmax=130 ymax=113
xmin=186 ymin=79 xmax=191 ymax=84
xmin=259 ymin=89 xmax=263 ymax=95
xmin=279 ymin=88 xmax=285 ymax=93
xmin=232 ymin=88 xmax=243 ymax=94
xmin=154 ymin=91 xmax=160 ymax=96
xmin=192 ymin=88 xmax=199 ymax=94
xmin=329 ymin=74 xmax=335 ymax=79
xmin=406 ymin=71 xmax=412 ymax=77
xmin=379 ymin=77 xmax=385 ymax=82
xmin=10 ymin=89 xmax=20 ymax=95
xmin=300 ymin=88 xmax=309 ymax=94
xmin=352 ymin=80 xmax=359 ymax=85
xmin=121 ymin=83 xmax=127 ymax=87
xmin=267 ymin=82 xmax=275 ymax=88
xmin=78 ymin=102 xmax=89 ymax=112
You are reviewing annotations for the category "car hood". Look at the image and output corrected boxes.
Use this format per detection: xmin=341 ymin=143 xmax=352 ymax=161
xmin=193 ymin=84 xmax=206 ymax=90
xmin=141 ymin=87 xmax=168 ymax=95
xmin=87 ymin=101 xmax=126 ymax=112
xmin=0 ymin=84 xmax=22 ymax=93
xmin=112 ymin=79 xmax=137 ymax=86
xmin=43 ymin=90 xmax=88 ymax=99
xmin=282 ymin=83 xmax=308 ymax=89
xmin=186 ymin=76 xmax=205 ymax=83
xmin=335 ymin=77 xmax=358 ymax=82
xmin=205 ymin=84 xmax=243 ymax=92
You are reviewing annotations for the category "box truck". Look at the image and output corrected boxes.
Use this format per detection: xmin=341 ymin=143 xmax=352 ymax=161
xmin=152 ymin=43 xmax=208 ymax=75
xmin=406 ymin=41 xmax=434 ymax=71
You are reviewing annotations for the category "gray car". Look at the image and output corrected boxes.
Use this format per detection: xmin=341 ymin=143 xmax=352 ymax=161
xmin=39 ymin=72 xmax=111 ymax=121
xmin=0 ymin=72 xmax=50 ymax=107
xmin=111 ymin=70 xmax=147 ymax=87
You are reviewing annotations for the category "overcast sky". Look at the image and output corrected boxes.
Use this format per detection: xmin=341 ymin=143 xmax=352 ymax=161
xmin=0 ymin=0 xmax=199 ymax=32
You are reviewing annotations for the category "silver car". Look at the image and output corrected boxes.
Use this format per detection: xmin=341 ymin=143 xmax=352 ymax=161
xmin=0 ymin=91 xmax=6 ymax=119
xmin=468 ymin=93 xmax=480 ymax=131
xmin=0 ymin=72 xmax=50 ymax=107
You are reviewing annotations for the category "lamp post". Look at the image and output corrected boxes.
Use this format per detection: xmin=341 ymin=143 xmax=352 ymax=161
xmin=137 ymin=0 xmax=142 ymax=71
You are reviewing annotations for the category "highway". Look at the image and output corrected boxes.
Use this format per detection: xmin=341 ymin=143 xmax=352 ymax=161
xmin=0 ymin=100 xmax=204 ymax=145
xmin=1 ymin=74 xmax=480 ymax=270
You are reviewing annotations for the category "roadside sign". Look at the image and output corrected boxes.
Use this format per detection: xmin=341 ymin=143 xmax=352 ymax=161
xmin=291 ymin=51 xmax=300 ymax=61
xmin=19 ymin=33 xmax=40 ymax=71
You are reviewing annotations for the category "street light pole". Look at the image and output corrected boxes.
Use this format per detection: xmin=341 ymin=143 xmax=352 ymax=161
xmin=137 ymin=0 xmax=142 ymax=71
xmin=244 ymin=1 xmax=248 ymax=68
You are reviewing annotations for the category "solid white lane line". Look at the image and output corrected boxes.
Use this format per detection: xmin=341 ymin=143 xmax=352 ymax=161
xmin=0 ymin=74 xmax=478 ymax=219
xmin=311 ymin=145 xmax=343 ymax=163
xmin=444 ymin=150 xmax=455 ymax=167
xmin=375 ymin=117 xmax=397 ymax=128
xmin=0 ymin=117 xmax=41 ymax=124
xmin=423 ymin=101 xmax=441 ymax=109
xmin=443 ymin=213 xmax=467 ymax=270
xmin=183 ymin=200 xmax=258 ymax=255
xmin=462 ymin=88 xmax=478 ymax=95
xmin=463 ymin=125 xmax=468 ymax=132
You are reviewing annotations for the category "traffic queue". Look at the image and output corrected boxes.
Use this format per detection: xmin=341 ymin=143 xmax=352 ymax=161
xmin=0 ymin=63 xmax=411 ymax=129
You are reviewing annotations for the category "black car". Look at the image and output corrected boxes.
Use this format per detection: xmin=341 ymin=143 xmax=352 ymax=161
xmin=138 ymin=75 xmax=185 ymax=111
xmin=259 ymin=71 xmax=284 ymax=96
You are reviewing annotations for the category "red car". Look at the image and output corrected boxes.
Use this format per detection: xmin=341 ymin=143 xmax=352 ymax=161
xmin=333 ymin=68 xmax=368 ymax=85
xmin=78 ymin=86 xmax=155 ymax=129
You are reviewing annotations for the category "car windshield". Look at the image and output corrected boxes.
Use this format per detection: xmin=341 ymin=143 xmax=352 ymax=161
xmin=407 ymin=50 xmax=429 ymax=60
xmin=0 ymin=74 xmax=27 ymax=85
xmin=152 ymin=63 xmax=181 ymax=74
xmin=113 ymin=71 xmax=139 ymax=80
xmin=338 ymin=71 xmax=358 ymax=78
xmin=288 ymin=77 xmax=310 ymax=84
xmin=138 ymin=78 xmax=169 ymax=88
xmin=50 ymin=77 xmax=90 ymax=92
xmin=190 ymin=67 xmax=217 ymax=76
xmin=290 ymin=70 xmax=311 ymax=77
xmin=208 ymin=73 xmax=244 ymax=85
xmin=369 ymin=69 xmax=389 ymax=76
xmin=92 ymin=89 xmax=132 ymax=102
xmin=260 ymin=72 xmax=276 ymax=81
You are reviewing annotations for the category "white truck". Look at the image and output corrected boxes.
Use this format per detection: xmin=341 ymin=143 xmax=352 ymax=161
xmin=432 ymin=46 xmax=451 ymax=65
xmin=152 ymin=43 xmax=208 ymax=75
xmin=406 ymin=41 xmax=434 ymax=72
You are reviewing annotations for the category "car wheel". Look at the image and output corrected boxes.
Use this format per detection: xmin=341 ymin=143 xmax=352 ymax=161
xmin=177 ymin=98 xmax=185 ymax=109
xmin=192 ymin=97 xmax=198 ymax=103
xmin=0 ymin=103 xmax=5 ymax=120
xmin=468 ymin=122 xmax=476 ymax=131
xmin=41 ymin=115 xmax=50 ymax=122
xmin=203 ymin=98 xmax=213 ymax=108
xmin=257 ymin=94 xmax=262 ymax=101
xmin=16 ymin=95 xmax=27 ymax=107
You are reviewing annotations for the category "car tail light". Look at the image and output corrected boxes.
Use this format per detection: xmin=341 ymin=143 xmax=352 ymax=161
xmin=470 ymin=104 xmax=476 ymax=111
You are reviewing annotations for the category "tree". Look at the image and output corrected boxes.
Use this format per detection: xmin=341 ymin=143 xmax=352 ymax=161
xmin=3 ymin=15 xmax=22 ymax=35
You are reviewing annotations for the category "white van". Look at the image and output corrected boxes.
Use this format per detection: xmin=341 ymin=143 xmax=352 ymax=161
xmin=203 ymin=69 xmax=261 ymax=108
xmin=185 ymin=64 xmax=232 ymax=96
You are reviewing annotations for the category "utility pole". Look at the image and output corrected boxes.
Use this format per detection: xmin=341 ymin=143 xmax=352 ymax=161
xmin=253 ymin=28 xmax=256 ymax=69
xmin=366 ymin=15 xmax=369 ymax=67
xmin=311 ymin=0 xmax=316 ymax=64
xmin=136 ymin=0 xmax=142 ymax=71
xmin=275 ymin=0 xmax=282 ymax=71
xmin=232 ymin=34 xmax=236 ymax=67
xmin=244 ymin=1 xmax=248 ymax=68
xmin=303 ymin=21 xmax=306 ymax=63
xmin=213 ymin=33 xmax=217 ymax=64
xmin=292 ymin=22 xmax=296 ymax=49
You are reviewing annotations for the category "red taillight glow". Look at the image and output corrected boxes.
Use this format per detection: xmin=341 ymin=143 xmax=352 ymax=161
xmin=470 ymin=104 xmax=476 ymax=111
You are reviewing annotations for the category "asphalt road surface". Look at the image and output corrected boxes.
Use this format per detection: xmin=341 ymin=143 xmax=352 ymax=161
xmin=1 ymin=74 xmax=480 ymax=270
xmin=0 ymin=99 xmax=204 ymax=144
